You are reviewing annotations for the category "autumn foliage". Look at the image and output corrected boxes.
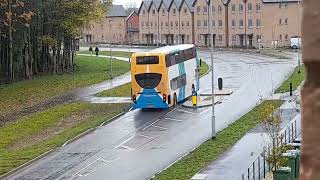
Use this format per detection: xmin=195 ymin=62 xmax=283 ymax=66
xmin=0 ymin=0 xmax=111 ymax=83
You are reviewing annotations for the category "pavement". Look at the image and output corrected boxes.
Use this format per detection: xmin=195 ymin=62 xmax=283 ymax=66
xmin=5 ymin=48 xmax=299 ymax=180
xmin=77 ymin=54 xmax=131 ymax=62
xmin=191 ymin=100 xmax=301 ymax=180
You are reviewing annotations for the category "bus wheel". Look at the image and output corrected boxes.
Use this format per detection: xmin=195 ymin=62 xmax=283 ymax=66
xmin=173 ymin=94 xmax=177 ymax=106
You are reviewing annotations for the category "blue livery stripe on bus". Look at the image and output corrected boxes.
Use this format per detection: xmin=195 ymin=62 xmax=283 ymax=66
xmin=133 ymin=89 xmax=169 ymax=109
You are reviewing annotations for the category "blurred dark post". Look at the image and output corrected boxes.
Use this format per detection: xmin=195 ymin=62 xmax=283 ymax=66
xmin=290 ymin=83 xmax=293 ymax=96
xmin=301 ymin=0 xmax=320 ymax=179
xmin=218 ymin=78 xmax=223 ymax=90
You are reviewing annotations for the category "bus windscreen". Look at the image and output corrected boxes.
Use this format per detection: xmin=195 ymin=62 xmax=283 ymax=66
xmin=136 ymin=56 xmax=159 ymax=65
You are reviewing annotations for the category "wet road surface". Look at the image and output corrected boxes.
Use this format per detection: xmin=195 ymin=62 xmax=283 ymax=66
xmin=7 ymin=50 xmax=298 ymax=180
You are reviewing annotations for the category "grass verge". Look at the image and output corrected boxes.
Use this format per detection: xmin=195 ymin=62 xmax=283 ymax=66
xmin=78 ymin=51 xmax=133 ymax=58
xmin=0 ymin=55 xmax=130 ymax=119
xmin=97 ymin=82 xmax=132 ymax=97
xmin=96 ymin=61 xmax=210 ymax=97
xmin=199 ymin=61 xmax=210 ymax=77
xmin=152 ymin=100 xmax=283 ymax=180
xmin=275 ymin=65 xmax=305 ymax=93
xmin=0 ymin=102 xmax=130 ymax=175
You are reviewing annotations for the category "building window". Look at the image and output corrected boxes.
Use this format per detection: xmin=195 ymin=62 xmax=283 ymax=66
xmin=232 ymin=35 xmax=236 ymax=42
xmin=162 ymin=8 xmax=166 ymax=15
xmin=279 ymin=18 xmax=282 ymax=25
xmin=184 ymin=8 xmax=188 ymax=14
xmin=187 ymin=21 xmax=190 ymax=28
xmin=197 ymin=20 xmax=201 ymax=27
xmin=232 ymin=19 xmax=236 ymax=28
xmin=175 ymin=21 xmax=178 ymax=28
xmin=197 ymin=6 xmax=201 ymax=14
xmin=182 ymin=21 xmax=184 ymax=27
xmin=218 ymin=20 xmax=223 ymax=28
xmin=152 ymin=9 xmax=156 ymax=15
xmin=239 ymin=4 xmax=244 ymax=13
xmin=150 ymin=22 xmax=153 ymax=28
xmin=173 ymin=8 xmax=176 ymax=15
xmin=239 ymin=19 xmax=244 ymax=28
xmin=203 ymin=6 xmax=208 ymax=14
xmin=142 ymin=22 xmax=144 ymax=28
xmin=212 ymin=20 xmax=215 ymax=28
xmin=248 ymin=19 xmax=253 ymax=28
xmin=218 ymin=35 xmax=223 ymax=42
xmin=187 ymin=35 xmax=189 ymax=42
xmin=256 ymin=19 xmax=261 ymax=28
xmin=218 ymin=5 xmax=222 ymax=13
xmin=129 ymin=22 xmax=132 ymax=27
xmin=231 ymin=4 xmax=236 ymax=13
xmin=212 ymin=6 xmax=215 ymax=14
xmin=280 ymin=34 xmax=282 ymax=40
xmin=248 ymin=3 xmax=252 ymax=12
xmin=155 ymin=22 xmax=157 ymax=27
xmin=143 ymin=10 xmax=146 ymax=15
xmin=285 ymin=18 xmax=288 ymax=24
xmin=204 ymin=20 xmax=208 ymax=27
xmin=279 ymin=3 xmax=282 ymax=9
xmin=284 ymin=3 xmax=288 ymax=8
xmin=146 ymin=22 xmax=149 ymax=27
xmin=171 ymin=21 xmax=173 ymax=28
xmin=256 ymin=3 xmax=261 ymax=12
xmin=285 ymin=34 xmax=288 ymax=40
xmin=166 ymin=22 xmax=169 ymax=27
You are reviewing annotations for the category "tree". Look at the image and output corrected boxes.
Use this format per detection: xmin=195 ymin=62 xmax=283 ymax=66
xmin=0 ymin=0 xmax=111 ymax=83
xmin=261 ymin=104 xmax=291 ymax=172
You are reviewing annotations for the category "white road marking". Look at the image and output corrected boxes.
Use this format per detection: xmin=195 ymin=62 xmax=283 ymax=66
xmin=164 ymin=117 xmax=184 ymax=122
xmin=77 ymin=158 xmax=117 ymax=177
xmin=120 ymin=145 xmax=135 ymax=151
xmin=199 ymin=109 xmax=210 ymax=115
xmin=138 ymin=134 xmax=153 ymax=139
xmin=72 ymin=158 xmax=102 ymax=177
xmin=112 ymin=136 xmax=135 ymax=150
xmin=176 ymin=108 xmax=197 ymax=115
xmin=165 ymin=105 xmax=180 ymax=115
xmin=142 ymin=119 xmax=162 ymax=131
xmin=151 ymin=125 xmax=168 ymax=130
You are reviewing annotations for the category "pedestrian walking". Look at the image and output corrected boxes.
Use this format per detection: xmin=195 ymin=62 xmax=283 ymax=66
xmin=95 ymin=47 xmax=99 ymax=57
xmin=89 ymin=46 xmax=93 ymax=56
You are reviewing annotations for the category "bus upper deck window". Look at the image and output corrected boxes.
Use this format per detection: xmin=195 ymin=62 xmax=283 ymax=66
xmin=136 ymin=56 xmax=159 ymax=65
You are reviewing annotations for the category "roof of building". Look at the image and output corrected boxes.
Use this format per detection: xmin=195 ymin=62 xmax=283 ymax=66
xmin=107 ymin=5 xmax=127 ymax=17
xmin=222 ymin=0 xmax=301 ymax=4
xmin=126 ymin=8 xmax=139 ymax=16
xmin=262 ymin=0 xmax=302 ymax=3
xmin=138 ymin=0 xmax=301 ymax=13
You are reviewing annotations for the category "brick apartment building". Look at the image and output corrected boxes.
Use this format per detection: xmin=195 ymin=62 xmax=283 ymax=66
xmin=126 ymin=10 xmax=140 ymax=44
xmin=139 ymin=0 xmax=302 ymax=48
xmin=82 ymin=5 xmax=140 ymax=44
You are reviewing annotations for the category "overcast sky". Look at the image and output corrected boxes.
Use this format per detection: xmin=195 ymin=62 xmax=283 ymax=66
xmin=113 ymin=0 xmax=142 ymax=8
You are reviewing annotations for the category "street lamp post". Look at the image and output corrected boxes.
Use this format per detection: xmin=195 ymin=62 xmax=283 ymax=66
xmin=109 ymin=19 xmax=113 ymax=79
xmin=297 ymin=0 xmax=301 ymax=73
xmin=209 ymin=3 xmax=216 ymax=139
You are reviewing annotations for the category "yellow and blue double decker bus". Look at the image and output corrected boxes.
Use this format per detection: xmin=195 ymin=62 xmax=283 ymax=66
xmin=131 ymin=44 xmax=200 ymax=109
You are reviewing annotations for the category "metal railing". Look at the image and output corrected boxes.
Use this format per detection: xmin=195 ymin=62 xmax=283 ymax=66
xmin=240 ymin=119 xmax=301 ymax=180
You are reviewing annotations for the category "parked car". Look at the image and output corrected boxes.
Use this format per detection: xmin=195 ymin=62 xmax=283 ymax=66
xmin=290 ymin=37 xmax=302 ymax=49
